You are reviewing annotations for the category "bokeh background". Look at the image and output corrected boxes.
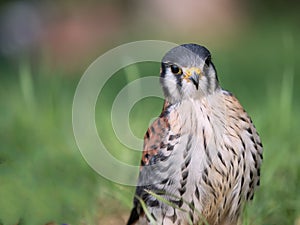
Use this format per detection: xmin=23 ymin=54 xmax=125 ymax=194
xmin=0 ymin=0 xmax=299 ymax=224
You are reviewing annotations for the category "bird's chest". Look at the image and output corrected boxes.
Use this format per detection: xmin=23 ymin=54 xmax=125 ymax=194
xmin=161 ymin=100 xmax=235 ymax=217
xmin=167 ymin=99 xmax=220 ymax=167
xmin=164 ymin=100 xmax=221 ymax=192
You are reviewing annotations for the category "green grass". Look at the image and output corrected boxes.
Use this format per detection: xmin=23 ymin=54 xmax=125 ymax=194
xmin=0 ymin=22 xmax=299 ymax=225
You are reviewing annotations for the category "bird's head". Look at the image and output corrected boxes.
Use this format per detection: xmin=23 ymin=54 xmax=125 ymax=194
xmin=160 ymin=43 xmax=220 ymax=104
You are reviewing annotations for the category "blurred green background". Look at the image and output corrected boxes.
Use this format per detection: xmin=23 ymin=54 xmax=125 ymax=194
xmin=0 ymin=0 xmax=299 ymax=225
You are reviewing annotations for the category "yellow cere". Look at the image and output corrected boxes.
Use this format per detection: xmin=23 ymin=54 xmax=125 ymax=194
xmin=183 ymin=67 xmax=202 ymax=81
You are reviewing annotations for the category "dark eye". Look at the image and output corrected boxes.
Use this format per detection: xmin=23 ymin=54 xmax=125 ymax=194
xmin=170 ymin=64 xmax=182 ymax=75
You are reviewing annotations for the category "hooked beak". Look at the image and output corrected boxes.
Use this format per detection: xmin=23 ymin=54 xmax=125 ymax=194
xmin=184 ymin=67 xmax=201 ymax=90
xmin=189 ymin=73 xmax=200 ymax=90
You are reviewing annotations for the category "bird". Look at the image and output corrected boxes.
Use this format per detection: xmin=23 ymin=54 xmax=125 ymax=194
xmin=126 ymin=43 xmax=263 ymax=225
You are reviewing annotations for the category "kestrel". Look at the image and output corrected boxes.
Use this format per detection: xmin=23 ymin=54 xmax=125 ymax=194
xmin=127 ymin=44 xmax=263 ymax=225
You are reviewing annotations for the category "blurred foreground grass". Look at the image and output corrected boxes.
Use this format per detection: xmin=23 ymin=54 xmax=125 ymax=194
xmin=0 ymin=23 xmax=300 ymax=225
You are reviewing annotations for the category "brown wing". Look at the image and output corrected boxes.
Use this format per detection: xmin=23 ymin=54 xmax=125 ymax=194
xmin=127 ymin=101 xmax=172 ymax=225
xmin=140 ymin=114 xmax=170 ymax=168
xmin=222 ymin=91 xmax=263 ymax=201
xmin=201 ymin=91 xmax=263 ymax=224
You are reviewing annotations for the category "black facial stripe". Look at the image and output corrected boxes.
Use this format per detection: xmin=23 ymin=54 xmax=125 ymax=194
xmin=161 ymin=62 xmax=167 ymax=78
xmin=175 ymin=73 xmax=182 ymax=87
xmin=204 ymin=55 xmax=211 ymax=67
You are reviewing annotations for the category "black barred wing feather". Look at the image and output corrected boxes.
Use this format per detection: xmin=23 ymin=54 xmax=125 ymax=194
xmin=127 ymin=101 xmax=181 ymax=225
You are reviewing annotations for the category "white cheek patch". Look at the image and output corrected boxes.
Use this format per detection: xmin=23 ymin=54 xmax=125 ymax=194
xmin=161 ymin=71 xmax=181 ymax=103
